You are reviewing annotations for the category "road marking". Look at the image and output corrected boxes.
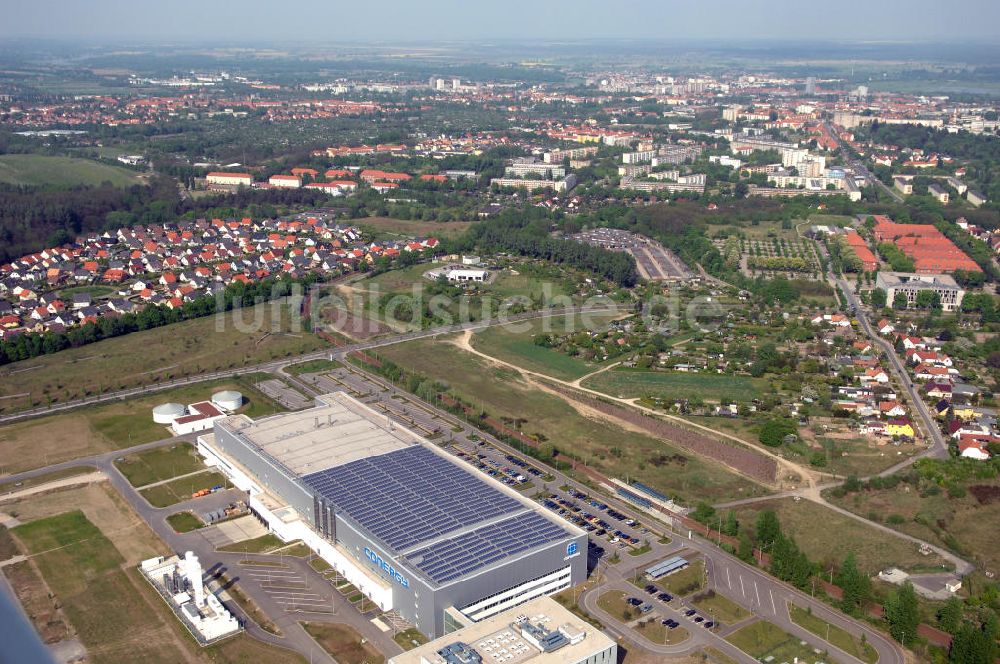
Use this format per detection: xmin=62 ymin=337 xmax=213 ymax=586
xmin=740 ymin=575 xmax=745 ymax=597
xmin=754 ymin=580 xmax=761 ymax=609
xmin=726 ymin=566 xmax=731 ymax=589
xmin=769 ymin=589 xmax=776 ymax=614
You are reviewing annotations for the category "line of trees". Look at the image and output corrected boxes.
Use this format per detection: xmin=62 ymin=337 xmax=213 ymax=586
xmin=0 ymin=273 xmax=318 ymax=366
xmin=464 ymin=208 xmax=639 ymax=287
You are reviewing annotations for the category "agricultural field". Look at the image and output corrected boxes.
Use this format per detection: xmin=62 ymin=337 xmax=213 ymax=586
xmin=470 ymin=314 xmax=622 ymax=381
xmin=378 ymin=338 xmax=765 ymax=505
xmin=711 ymin=219 xmax=826 ymax=281
xmin=733 ymin=498 xmax=949 ymax=574
xmin=0 ymin=377 xmax=284 ymax=475
xmin=726 ymin=619 xmax=828 ymax=664
xmin=0 ymin=154 xmax=144 ymax=187
xmin=827 ymin=478 xmax=1000 ymax=574
xmin=0 ymin=299 xmax=328 ymax=413
xmin=139 ymin=471 xmax=230 ymax=508
xmin=583 ymin=369 xmax=766 ymax=404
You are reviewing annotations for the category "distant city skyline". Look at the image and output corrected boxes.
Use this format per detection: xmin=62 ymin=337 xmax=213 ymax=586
xmin=2 ymin=0 xmax=1000 ymax=43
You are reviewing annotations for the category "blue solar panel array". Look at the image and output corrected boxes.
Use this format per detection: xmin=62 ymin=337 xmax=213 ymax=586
xmin=616 ymin=487 xmax=653 ymax=509
xmin=302 ymin=445 xmax=524 ymax=552
xmin=631 ymin=481 xmax=670 ymax=503
xmin=405 ymin=512 xmax=569 ymax=585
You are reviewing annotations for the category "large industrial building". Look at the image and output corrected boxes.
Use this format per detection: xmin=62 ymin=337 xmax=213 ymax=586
xmin=388 ymin=596 xmax=617 ymax=664
xmin=197 ymin=392 xmax=587 ymax=637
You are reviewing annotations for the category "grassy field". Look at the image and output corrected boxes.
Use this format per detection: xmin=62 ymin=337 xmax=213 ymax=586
xmin=139 ymin=471 xmax=230 ymax=508
xmin=114 ymin=443 xmax=204 ymax=487
xmin=828 ymin=479 xmax=1000 ymax=573
xmin=727 ymin=620 xmax=828 ymax=664
xmin=734 ymin=498 xmax=948 ymax=573
xmin=0 ymin=376 xmax=284 ymax=475
xmin=0 ymin=154 xmax=144 ymax=187
xmin=598 ymin=590 xmax=640 ymax=621
xmin=378 ymin=338 xmax=764 ymax=505
xmin=303 ymin=622 xmax=385 ymax=664
xmin=166 ymin=511 xmax=204 ymax=533
xmin=217 ymin=533 xmax=287 ymax=554
xmin=789 ymin=605 xmax=878 ymax=663
xmin=353 ymin=215 xmax=474 ymax=239
xmin=634 ymin=617 xmax=690 ymax=646
xmin=583 ymin=370 xmax=767 ymax=403
xmin=394 ymin=628 xmax=430 ymax=651
xmin=692 ymin=590 xmax=750 ymax=625
xmin=0 ymin=299 xmax=328 ymax=413
xmin=10 ymin=508 xmax=305 ymax=663
xmin=470 ymin=314 xmax=621 ymax=381
xmin=655 ymin=560 xmax=706 ymax=597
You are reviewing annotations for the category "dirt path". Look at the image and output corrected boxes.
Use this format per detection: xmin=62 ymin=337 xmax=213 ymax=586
xmin=0 ymin=471 xmax=105 ymax=503
xmin=450 ymin=330 xmax=821 ymax=491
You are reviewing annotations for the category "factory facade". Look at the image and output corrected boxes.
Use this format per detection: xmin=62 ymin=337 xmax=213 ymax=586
xmin=197 ymin=392 xmax=586 ymax=637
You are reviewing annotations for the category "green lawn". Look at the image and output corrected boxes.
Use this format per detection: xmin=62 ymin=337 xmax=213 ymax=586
xmin=139 ymin=471 xmax=230 ymax=508
xmin=726 ymin=620 xmax=827 ymax=664
xmin=597 ymin=590 xmax=640 ymax=621
xmin=655 ymin=560 xmax=706 ymax=596
xmin=789 ymin=605 xmax=879 ymax=663
xmin=114 ymin=443 xmax=205 ymax=487
xmin=217 ymin=533 xmax=286 ymax=554
xmin=471 ymin=314 xmax=620 ymax=381
xmin=165 ymin=511 xmax=204 ymax=533
xmin=378 ymin=338 xmax=763 ymax=505
xmin=0 ymin=154 xmax=144 ymax=187
xmin=583 ymin=369 xmax=766 ymax=403
xmin=692 ymin=591 xmax=750 ymax=624
xmin=393 ymin=628 xmax=429 ymax=651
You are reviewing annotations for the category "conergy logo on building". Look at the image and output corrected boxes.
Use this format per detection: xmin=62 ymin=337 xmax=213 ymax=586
xmin=364 ymin=547 xmax=410 ymax=588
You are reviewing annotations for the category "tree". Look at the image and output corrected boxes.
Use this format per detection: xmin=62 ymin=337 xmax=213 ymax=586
xmin=759 ymin=417 xmax=797 ymax=447
xmin=835 ymin=552 xmax=871 ymax=615
xmin=871 ymin=288 xmax=887 ymax=308
xmin=692 ymin=501 xmax=716 ymax=524
xmin=738 ymin=531 xmax=755 ymax=562
xmin=885 ymin=582 xmax=920 ymax=646
xmin=755 ymin=510 xmax=781 ymax=548
xmin=938 ymin=596 xmax=964 ymax=635
xmin=722 ymin=511 xmax=739 ymax=537
xmin=893 ymin=291 xmax=909 ymax=310
xmin=950 ymin=621 xmax=998 ymax=664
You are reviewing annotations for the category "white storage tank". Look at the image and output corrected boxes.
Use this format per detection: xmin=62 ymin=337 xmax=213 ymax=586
xmin=212 ymin=390 xmax=243 ymax=412
xmin=153 ymin=403 xmax=186 ymax=424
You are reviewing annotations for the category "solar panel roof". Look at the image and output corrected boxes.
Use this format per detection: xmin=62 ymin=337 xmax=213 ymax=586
xmin=302 ymin=445 xmax=525 ymax=552
xmin=404 ymin=511 xmax=570 ymax=585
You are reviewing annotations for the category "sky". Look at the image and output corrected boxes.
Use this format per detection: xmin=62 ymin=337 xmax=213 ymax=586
xmin=1 ymin=0 xmax=999 ymax=43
